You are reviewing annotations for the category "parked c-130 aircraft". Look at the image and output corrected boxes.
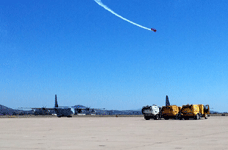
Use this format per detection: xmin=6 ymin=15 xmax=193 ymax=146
xmin=32 ymin=95 xmax=90 ymax=117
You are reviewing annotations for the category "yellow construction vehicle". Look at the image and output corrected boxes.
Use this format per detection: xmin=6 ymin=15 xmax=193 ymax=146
xmin=180 ymin=104 xmax=210 ymax=120
xmin=161 ymin=105 xmax=182 ymax=120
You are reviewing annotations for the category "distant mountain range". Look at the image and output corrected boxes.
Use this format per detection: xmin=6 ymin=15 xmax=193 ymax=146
xmin=0 ymin=105 xmax=33 ymax=115
xmin=210 ymin=110 xmax=227 ymax=114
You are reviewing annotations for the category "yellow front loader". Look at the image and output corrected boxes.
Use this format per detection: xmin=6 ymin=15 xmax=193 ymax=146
xmin=180 ymin=104 xmax=210 ymax=120
xmin=161 ymin=105 xmax=182 ymax=120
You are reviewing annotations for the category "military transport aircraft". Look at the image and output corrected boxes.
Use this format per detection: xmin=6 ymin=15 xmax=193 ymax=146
xmin=32 ymin=95 xmax=92 ymax=117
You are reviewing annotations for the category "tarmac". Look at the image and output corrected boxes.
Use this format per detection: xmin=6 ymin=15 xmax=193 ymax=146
xmin=0 ymin=116 xmax=227 ymax=150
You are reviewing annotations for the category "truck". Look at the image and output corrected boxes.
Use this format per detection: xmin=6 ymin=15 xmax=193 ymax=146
xmin=142 ymin=104 xmax=161 ymax=120
xmin=180 ymin=104 xmax=210 ymax=120
xmin=161 ymin=105 xmax=182 ymax=120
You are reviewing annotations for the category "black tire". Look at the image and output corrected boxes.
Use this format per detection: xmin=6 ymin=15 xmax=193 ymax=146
xmin=198 ymin=113 xmax=202 ymax=119
xmin=175 ymin=114 xmax=180 ymax=120
xmin=195 ymin=114 xmax=200 ymax=120
xmin=164 ymin=117 xmax=169 ymax=120
xmin=154 ymin=115 xmax=159 ymax=120
xmin=197 ymin=114 xmax=200 ymax=120
xmin=184 ymin=117 xmax=189 ymax=120
xmin=144 ymin=116 xmax=150 ymax=120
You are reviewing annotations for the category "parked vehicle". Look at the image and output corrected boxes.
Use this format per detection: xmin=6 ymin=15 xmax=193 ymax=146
xmin=161 ymin=105 xmax=182 ymax=120
xmin=142 ymin=105 xmax=161 ymax=120
xmin=180 ymin=104 xmax=210 ymax=120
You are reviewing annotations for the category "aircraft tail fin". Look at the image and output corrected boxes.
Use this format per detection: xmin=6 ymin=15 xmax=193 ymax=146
xmin=166 ymin=95 xmax=170 ymax=106
xmin=55 ymin=94 xmax=58 ymax=108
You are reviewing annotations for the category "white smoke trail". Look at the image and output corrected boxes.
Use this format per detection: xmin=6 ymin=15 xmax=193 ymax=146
xmin=94 ymin=0 xmax=151 ymax=31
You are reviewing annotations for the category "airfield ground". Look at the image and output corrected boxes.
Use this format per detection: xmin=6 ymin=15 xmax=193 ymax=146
xmin=0 ymin=116 xmax=227 ymax=150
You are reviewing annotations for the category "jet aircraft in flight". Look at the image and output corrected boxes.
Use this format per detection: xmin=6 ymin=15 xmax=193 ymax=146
xmin=151 ymin=28 xmax=157 ymax=32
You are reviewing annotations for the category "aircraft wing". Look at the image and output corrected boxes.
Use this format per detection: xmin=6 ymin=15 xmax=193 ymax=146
xmin=31 ymin=108 xmax=56 ymax=110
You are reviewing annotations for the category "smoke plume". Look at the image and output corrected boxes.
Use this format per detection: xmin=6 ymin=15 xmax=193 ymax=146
xmin=94 ymin=0 xmax=151 ymax=31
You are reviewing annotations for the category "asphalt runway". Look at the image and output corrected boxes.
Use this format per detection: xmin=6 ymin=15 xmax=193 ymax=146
xmin=0 ymin=116 xmax=227 ymax=150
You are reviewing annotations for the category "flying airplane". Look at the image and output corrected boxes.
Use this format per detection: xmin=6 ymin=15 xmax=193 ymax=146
xmin=32 ymin=95 xmax=91 ymax=117
xmin=151 ymin=28 xmax=157 ymax=32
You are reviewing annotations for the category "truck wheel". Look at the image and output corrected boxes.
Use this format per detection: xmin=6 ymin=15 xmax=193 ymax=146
xmin=179 ymin=115 xmax=183 ymax=120
xmin=144 ymin=116 xmax=150 ymax=120
xmin=195 ymin=114 xmax=200 ymax=120
xmin=175 ymin=114 xmax=179 ymax=120
xmin=154 ymin=115 xmax=159 ymax=120
xmin=198 ymin=113 xmax=202 ymax=119
xmin=205 ymin=114 xmax=208 ymax=119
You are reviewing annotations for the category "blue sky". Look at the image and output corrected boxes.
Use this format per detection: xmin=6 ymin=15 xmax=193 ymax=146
xmin=0 ymin=0 xmax=228 ymax=111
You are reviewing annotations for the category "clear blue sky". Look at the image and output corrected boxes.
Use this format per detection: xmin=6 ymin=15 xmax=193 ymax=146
xmin=0 ymin=0 xmax=228 ymax=111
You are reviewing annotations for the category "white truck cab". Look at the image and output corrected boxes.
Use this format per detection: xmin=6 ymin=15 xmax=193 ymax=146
xmin=142 ymin=104 xmax=161 ymax=120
